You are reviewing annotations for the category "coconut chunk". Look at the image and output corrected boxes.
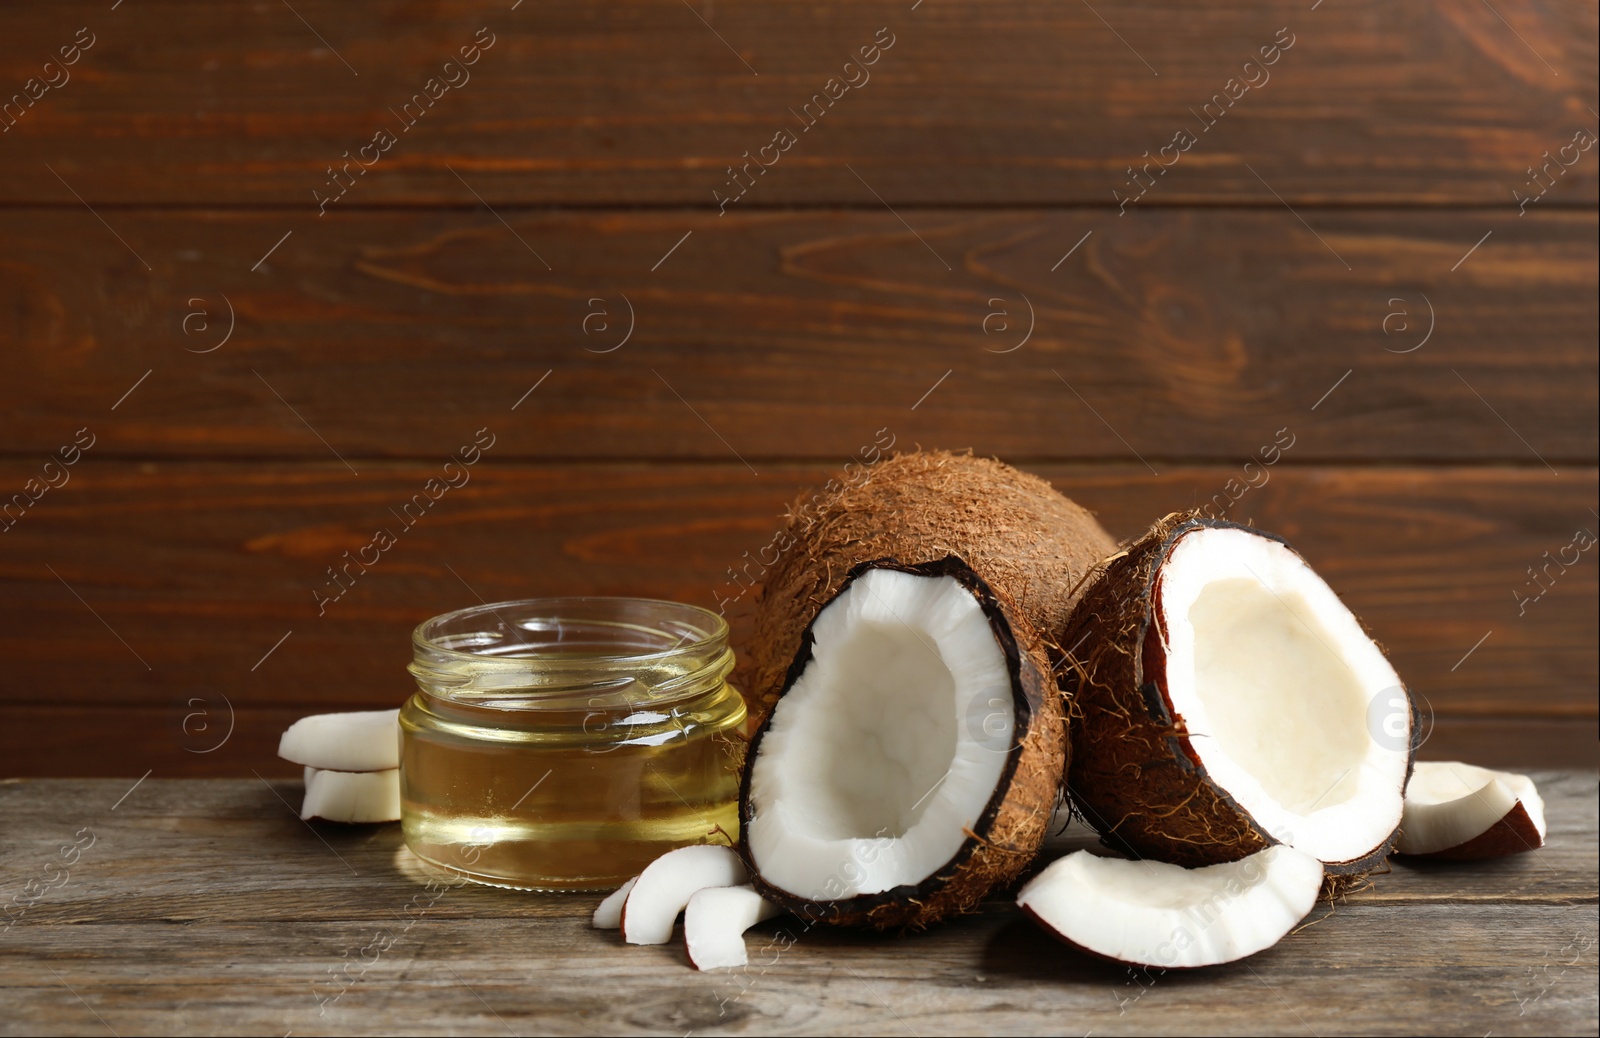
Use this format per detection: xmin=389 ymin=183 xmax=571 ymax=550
xmin=1396 ymin=761 xmax=1546 ymax=858
xmin=301 ymin=767 xmax=401 ymax=823
xmin=278 ymin=709 xmax=400 ymax=772
xmin=684 ymin=884 xmax=781 ymax=970
xmin=592 ymin=877 xmax=638 ymax=929
xmin=1018 ymin=846 xmax=1323 ymax=969
xmin=621 ymin=845 xmax=748 ymax=945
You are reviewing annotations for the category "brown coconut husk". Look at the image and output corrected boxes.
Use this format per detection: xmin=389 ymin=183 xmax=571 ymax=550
xmin=741 ymin=556 xmax=1065 ymax=931
xmin=740 ymin=450 xmax=1118 ymax=728
xmin=1061 ymin=512 xmax=1418 ymax=897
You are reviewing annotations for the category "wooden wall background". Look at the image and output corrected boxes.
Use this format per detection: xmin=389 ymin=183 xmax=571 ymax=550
xmin=0 ymin=1 xmax=1594 ymax=777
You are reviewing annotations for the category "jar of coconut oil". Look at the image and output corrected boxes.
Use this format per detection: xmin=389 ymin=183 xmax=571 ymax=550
xmin=400 ymin=597 xmax=746 ymax=891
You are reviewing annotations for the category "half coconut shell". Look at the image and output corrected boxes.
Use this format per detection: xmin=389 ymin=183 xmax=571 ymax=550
xmin=741 ymin=557 xmax=1065 ymax=931
xmin=1062 ymin=513 xmax=1418 ymax=892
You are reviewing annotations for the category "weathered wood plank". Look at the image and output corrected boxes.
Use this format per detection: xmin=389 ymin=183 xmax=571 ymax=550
xmin=0 ymin=1 xmax=1594 ymax=206
xmin=4 ymin=906 xmax=1595 ymax=1036
xmin=2 ymin=208 xmax=1594 ymax=461
xmin=0 ymin=777 xmax=1594 ymax=1036
xmin=1416 ymin=717 xmax=1600 ymax=774
xmin=0 ymin=773 xmax=1583 ymax=914
xmin=0 ymin=462 xmax=1593 ymax=774
xmin=4 ymin=708 xmax=1593 ymax=780
xmin=3 ymin=463 xmax=1587 ymax=700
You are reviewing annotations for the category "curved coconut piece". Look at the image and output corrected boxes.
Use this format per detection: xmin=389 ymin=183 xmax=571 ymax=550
xmin=742 ymin=557 xmax=1065 ymax=931
xmin=279 ymin=708 xmax=400 ymax=772
xmin=620 ymin=845 xmax=748 ymax=945
xmin=1062 ymin=514 xmax=1416 ymax=891
xmin=1396 ymin=761 xmax=1545 ymax=859
xmin=684 ymin=884 xmax=781 ymax=970
xmin=1017 ymin=846 xmax=1323 ymax=969
xmin=592 ymin=876 xmax=638 ymax=929
xmin=300 ymin=767 xmax=401 ymax=823
xmin=743 ymin=450 xmax=1116 ymax=727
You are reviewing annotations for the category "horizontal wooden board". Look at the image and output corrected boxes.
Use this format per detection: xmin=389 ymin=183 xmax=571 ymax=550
xmin=1 ymin=773 xmax=1591 ymax=919
xmin=0 ymin=1 xmax=1595 ymax=206
xmin=0 ymin=460 xmax=1592 ymax=779
xmin=1413 ymin=718 xmax=1599 ymax=774
xmin=0 ymin=774 xmax=1587 ymax=921
xmin=9 ymin=906 xmax=1594 ymax=1035
xmin=0 ymin=208 xmax=1594 ymax=462
xmin=1 ymin=777 xmax=1594 ymax=1035
xmin=4 ymin=705 xmax=1594 ymax=779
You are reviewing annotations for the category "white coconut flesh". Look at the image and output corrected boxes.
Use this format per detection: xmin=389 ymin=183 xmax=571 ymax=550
xmin=592 ymin=876 xmax=638 ymax=929
xmin=300 ymin=767 xmax=401 ymax=823
xmin=621 ymin=845 xmax=749 ymax=945
xmin=684 ymin=884 xmax=782 ymax=970
xmin=747 ymin=568 xmax=1014 ymax=901
xmin=1397 ymin=761 xmax=1545 ymax=855
xmin=1158 ymin=527 xmax=1410 ymax=865
xmin=278 ymin=708 xmax=400 ymax=772
xmin=1017 ymin=846 xmax=1324 ymax=968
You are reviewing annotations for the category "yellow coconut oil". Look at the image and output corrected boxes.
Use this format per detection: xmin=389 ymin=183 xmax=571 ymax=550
xmin=400 ymin=598 xmax=746 ymax=891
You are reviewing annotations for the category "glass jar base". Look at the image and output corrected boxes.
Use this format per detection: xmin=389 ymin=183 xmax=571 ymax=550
xmin=401 ymin=803 xmax=739 ymax=893
xmin=406 ymin=853 xmax=613 ymax=894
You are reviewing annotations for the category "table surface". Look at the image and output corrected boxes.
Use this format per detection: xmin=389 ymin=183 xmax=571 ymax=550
xmin=2 ymin=773 xmax=1595 ymax=1036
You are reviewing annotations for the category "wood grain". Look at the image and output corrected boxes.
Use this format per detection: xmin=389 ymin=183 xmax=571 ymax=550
xmin=0 ymin=460 xmax=1593 ymax=775
xmin=0 ymin=209 xmax=1594 ymax=462
xmin=0 ymin=776 xmax=1594 ymax=1035
xmin=0 ymin=773 xmax=1589 ymax=919
xmin=5 ymin=708 xmax=1593 ymax=781
xmin=0 ymin=0 xmax=1593 ymax=805
xmin=0 ymin=1 xmax=1594 ymax=206
xmin=1417 ymin=718 xmax=1600 ymax=773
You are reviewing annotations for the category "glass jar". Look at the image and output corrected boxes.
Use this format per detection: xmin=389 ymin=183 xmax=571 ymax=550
xmin=400 ymin=597 xmax=746 ymax=891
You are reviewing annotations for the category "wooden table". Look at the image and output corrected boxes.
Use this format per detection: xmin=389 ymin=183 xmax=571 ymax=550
xmin=3 ymin=774 xmax=1594 ymax=1036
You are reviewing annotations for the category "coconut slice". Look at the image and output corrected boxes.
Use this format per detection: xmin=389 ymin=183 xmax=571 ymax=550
xmin=621 ymin=845 xmax=749 ymax=945
xmin=743 ymin=557 xmax=1065 ymax=930
xmin=1018 ymin=846 xmax=1323 ymax=968
xmin=1396 ymin=761 xmax=1546 ymax=859
xmin=592 ymin=877 xmax=639 ymax=929
xmin=1064 ymin=516 xmax=1415 ymax=888
xmin=278 ymin=708 xmax=400 ymax=772
xmin=300 ymin=767 xmax=401 ymax=823
xmin=684 ymin=884 xmax=782 ymax=970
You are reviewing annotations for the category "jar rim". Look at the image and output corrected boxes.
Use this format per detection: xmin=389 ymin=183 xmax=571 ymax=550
xmin=411 ymin=595 xmax=729 ymax=666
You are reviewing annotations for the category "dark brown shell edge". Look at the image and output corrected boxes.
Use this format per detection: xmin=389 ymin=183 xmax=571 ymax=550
xmin=1061 ymin=512 xmax=1413 ymax=897
xmin=740 ymin=555 xmax=1066 ymax=932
